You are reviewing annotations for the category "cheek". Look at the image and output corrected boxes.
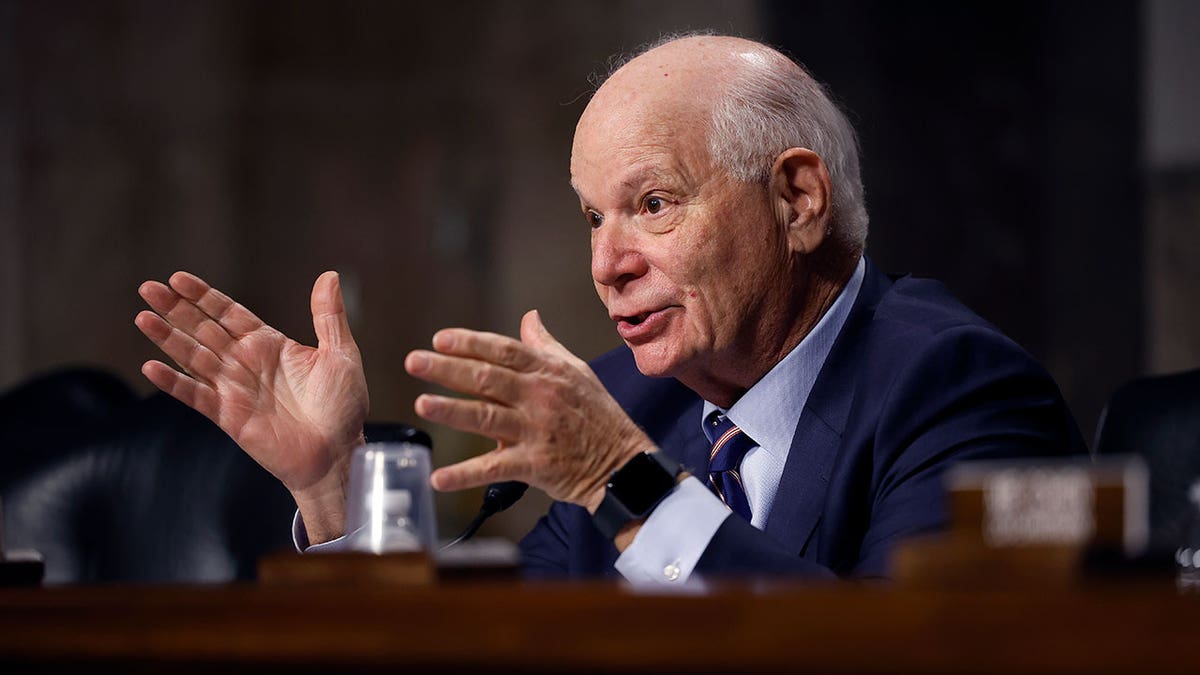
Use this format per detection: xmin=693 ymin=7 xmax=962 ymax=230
xmin=664 ymin=237 xmax=718 ymax=289
xmin=688 ymin=264 xmax=757 ymax=332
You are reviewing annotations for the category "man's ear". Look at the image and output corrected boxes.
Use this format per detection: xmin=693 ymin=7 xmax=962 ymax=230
xmin=771 ymin=148 xmax=833 ymax=255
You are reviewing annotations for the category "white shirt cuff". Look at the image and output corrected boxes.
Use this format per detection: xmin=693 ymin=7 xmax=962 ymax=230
xmin=292 ymin=510 xmax=352 ymax=553
xmin=613 ymin=476 xmax=731 ymax=587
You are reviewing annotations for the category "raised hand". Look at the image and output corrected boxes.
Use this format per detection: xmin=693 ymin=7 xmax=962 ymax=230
xmin=135 ymin=271 xmax=369 ymax=543
xmin=404 ymin=310 xmax=653 ymax=512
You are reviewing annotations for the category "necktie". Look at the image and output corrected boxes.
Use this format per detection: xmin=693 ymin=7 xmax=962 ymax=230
xmin=704 ymin=412 xmax=755 ymax=522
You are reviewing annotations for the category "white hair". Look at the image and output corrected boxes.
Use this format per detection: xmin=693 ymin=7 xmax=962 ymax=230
xmin=601 ymin=33 xmax=869 ymax=253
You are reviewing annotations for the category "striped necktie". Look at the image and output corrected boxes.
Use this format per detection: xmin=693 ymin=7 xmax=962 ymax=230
xmin=704 ymin=412 xmax=755 ymax=522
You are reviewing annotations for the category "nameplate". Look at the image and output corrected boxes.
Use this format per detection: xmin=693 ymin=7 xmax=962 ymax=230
xmin=945 ymin=456 xmax=1149 ymax=555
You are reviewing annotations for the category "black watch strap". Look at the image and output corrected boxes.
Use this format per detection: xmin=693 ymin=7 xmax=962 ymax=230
xmin=592 ymin=451 xmax=682 ymax=540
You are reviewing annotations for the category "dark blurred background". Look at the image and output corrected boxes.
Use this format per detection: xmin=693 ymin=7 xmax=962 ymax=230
xmin=1 ymin=0 xmax=1197 ymax=541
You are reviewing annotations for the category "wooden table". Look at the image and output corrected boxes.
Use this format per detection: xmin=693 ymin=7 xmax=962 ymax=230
xmin=1 ymin=580 xmax=1197 ymax=673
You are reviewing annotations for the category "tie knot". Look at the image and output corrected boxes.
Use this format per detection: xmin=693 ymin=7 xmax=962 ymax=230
xmin=705 ymin=413 xmax=756 ymax=472
xmin=703 ymin=412 xmax=733 ymax=443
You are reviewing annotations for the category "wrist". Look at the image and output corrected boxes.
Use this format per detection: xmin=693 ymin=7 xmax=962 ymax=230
xmin=584 ymin=440 xmax=657 ymax=514
xmin=292 ymin=473 xmax=349 ymax=545
xmin=290 ymin=432 xmax=363 ymax=544
xmin=591 ymin=450 xmax=682 ymax=541
xmin=294 ymin=500 xmax=346 ymax=546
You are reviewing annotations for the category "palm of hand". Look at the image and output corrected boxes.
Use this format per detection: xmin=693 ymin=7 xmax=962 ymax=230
xmin=136 ymin=270 xmax=368 ymax=501
xmin=217 ymin=328 xmax=369 ymax=494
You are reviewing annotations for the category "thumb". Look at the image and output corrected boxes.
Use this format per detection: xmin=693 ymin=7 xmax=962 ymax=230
xmin=520 ymin=309 xmax=567 ymax=355
xmin=311 ymin=271 xmax=358 ymax=352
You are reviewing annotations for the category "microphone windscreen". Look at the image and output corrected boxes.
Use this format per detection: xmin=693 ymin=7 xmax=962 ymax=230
xmin=482 ymin=481 xmax=529 ymax=513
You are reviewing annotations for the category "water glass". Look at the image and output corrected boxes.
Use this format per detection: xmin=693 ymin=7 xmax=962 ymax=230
xmin=344 ymin=442 xmax=438 ymax=554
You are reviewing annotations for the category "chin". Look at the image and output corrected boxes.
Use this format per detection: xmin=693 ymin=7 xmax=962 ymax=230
xmin=627 ymin=342 xmax=684 ymax=379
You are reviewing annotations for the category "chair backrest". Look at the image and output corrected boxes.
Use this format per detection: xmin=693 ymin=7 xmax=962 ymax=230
xmin=1094 ymin=368 xmax=1200 ymax=552
xmin=1 ymin=368 xmax=430 ymax=584
xmin=0 ymin=367 xmax=137 ymax=477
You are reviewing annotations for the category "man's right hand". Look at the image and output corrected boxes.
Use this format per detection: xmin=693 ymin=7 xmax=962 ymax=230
xmin=135 ymin=271 xmax=369 ymax=544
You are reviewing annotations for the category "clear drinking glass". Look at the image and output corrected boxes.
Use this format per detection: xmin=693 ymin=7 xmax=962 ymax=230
xmin=343 ymin=442 xmax=438 ymax=554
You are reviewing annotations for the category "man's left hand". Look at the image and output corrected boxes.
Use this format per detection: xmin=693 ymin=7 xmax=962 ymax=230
xmin=405 ymin=310 xmax=652 ymax=512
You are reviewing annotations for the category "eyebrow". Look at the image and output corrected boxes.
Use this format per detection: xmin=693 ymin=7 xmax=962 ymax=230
xmin=618 ymin=166 xmax=669 ymax=191
xmin=567 ymin=169 xmax=658 ymax=191
xmin=568 ymin=162 xmax=680 ymax=208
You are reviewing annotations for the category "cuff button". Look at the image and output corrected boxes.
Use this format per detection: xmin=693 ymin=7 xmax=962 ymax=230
xmin=662 ymin=562 xmax=681 ymax=582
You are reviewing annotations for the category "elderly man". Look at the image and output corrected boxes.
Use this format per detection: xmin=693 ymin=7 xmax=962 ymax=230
xmin=135 ymin=35 xmax=1083 ymax=583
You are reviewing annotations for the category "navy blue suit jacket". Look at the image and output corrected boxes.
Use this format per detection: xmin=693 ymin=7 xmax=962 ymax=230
xmin=520 ymin=259 xmax=1085 ymax=579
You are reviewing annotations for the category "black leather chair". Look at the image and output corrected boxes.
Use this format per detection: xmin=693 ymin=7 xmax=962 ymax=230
xmin=0 ymin=368 xmax=429 ymax=584
xmin=1094 ymin=368 xmax=1200 ymax=552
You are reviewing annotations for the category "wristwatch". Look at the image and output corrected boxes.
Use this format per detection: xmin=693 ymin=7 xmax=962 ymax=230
xmin=592 ymin=451 xmax=682 ymax=540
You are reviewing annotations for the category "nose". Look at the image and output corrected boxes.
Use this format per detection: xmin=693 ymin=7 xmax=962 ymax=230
xmin=591 ymin=221 xmax=648 ymax=291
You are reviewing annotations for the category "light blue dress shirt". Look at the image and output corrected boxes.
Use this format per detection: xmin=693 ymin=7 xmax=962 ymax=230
xmin=614 ymin=257 xmax=866 ymax=586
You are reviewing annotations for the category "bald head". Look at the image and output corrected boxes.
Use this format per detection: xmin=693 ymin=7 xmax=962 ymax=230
xmin=587 ymin=35 xmax=804 ymax=112
xmin=576 ymin=34 xmax=868 ymax=254
xmin=580 ymin=36 xmax=767 ymax=126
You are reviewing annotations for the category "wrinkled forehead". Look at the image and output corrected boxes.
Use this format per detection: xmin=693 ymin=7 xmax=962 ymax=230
xmin=569 ymin=102 xmax=712 ymax=203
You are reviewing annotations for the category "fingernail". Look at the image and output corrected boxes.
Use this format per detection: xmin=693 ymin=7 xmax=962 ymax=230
xmin=433 ymin=331 xmax=454 ymax=350
xmin=407 ymin=352 xmax=430 ymax=373
xmin=414 ymin=393 xmax=436 ymax=415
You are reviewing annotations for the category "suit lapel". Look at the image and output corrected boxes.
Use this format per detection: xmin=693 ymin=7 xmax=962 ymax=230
xmin=764 ymin=258 xmax=892 ymax=556
xmin=661 ymin=398 xmax=709 ymax=476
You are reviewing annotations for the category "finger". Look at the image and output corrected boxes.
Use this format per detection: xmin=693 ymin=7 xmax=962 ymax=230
xmin=430 ymin=449 xmax=525 ymax=492
xmin=141 ymin=360 xmax=221 ymax=422
xmin=167 ymin=271 xmax=265 ymax=339
xmin=414 ymin=393 xmax=522 ymax=442
xmin=431 ymin=328 xmax=539 ymax=372
xmin=135 ymin=310 xmax=225 ymax=384
xmin=139 ymin=281 xmax=235 ymax=356
xmin=405 ymin=350 xmax=521 ymax=403
xmin=138 ymin=280 xmax=178 ymax=311
xmin=311 ymin=271 xmax=358 ymax=353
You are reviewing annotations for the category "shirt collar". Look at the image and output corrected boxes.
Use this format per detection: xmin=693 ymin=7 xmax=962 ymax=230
xmin=701 ymin=256 xmax=866 ymax=457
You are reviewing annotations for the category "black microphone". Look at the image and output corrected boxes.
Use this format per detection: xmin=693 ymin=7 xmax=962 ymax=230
xmin=481 ymin=481 xmax=529 ymax=513
xmin=442 ymin=481 xmax=529 ymax=549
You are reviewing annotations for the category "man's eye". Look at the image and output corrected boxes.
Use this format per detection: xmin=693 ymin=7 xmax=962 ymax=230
xmin=586 ymin=210 xmax=603 ymax=228
xmin=644 ymin=196 xmax=664 ymax=214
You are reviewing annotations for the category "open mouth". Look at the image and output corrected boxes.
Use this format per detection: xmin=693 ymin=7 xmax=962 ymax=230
xmin=623 ymin=311 xmax=652 ymax=326
xmin=614 ymin=306 xmax=675 ymax=341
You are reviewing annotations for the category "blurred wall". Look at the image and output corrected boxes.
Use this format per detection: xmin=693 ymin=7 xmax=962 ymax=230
xmin=0 ymin=0 xmax=763 ymax=537
xmin=1145 ymin=0 xmax=1200 ymax=375
xmin=1 ymin=0 xmax=1197 ymax=541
